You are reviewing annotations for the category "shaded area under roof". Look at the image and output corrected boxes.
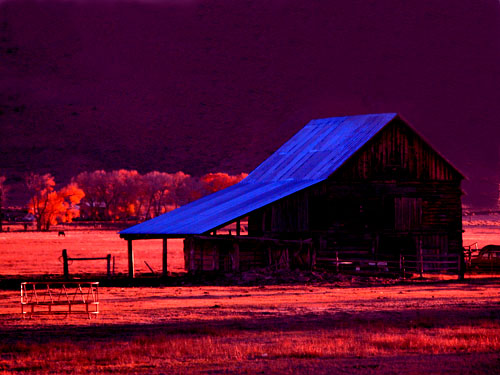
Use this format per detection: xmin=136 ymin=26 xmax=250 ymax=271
xmin=120 ymin=113 xmax=402 ymax=237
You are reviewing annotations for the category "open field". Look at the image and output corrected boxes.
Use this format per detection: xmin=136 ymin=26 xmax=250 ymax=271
xmin=1 ymin=279 xmax=500 ymax=374
xmin=0 ymin=216 xmax=498 ymax=278
xmin=0 ymin=230 xmax=185 ymax=277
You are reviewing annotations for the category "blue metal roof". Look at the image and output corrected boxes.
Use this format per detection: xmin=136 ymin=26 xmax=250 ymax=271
xmin=120 ymin=179 xmax=318 ymax=235
xmin=120 ymin=113 xmax=398 ymax=236
xmin=245 ymin=113 xmax=397 ymax=182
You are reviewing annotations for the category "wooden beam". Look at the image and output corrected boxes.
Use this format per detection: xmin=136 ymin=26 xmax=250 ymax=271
xmin=127 ymin=239 xmax=135 ymax=279
xmin=193 ymin=235 xmax=312 ymax=245
xmin=236 ymin=219 xmax=241 ymax=236
xmin=162 ymin=238 xmax=168 ymax=277
xmin=120 ymin=233 xmax=187 ymax=240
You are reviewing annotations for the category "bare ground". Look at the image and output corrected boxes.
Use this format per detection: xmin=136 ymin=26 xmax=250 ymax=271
xmin=1 ymin=278 xmax=500 ymax=374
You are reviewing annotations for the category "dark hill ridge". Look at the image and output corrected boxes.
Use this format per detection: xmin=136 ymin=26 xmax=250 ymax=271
xmin=1 ymin=0 xmax=499 ymax=208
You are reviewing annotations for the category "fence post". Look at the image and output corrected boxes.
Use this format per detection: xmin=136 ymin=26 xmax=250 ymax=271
xmin=106 ymin=254 xmax=111 ymax=278
xmin=128 ymin=239 xmax=135 ymax=279
xmin=336 ymin=251 xmax=339 ymax=273
xmin=458 ymin=252 xmax=465 ymax=281
xmin=62 ymin=249 xmax=69 ymax=279
xmin=162 ymin=238 xmax=168 ymax=277
xmin=419 ymin=250 xmax=424 ymax=278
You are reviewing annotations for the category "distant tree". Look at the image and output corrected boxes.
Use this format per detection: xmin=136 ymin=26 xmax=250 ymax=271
xmin=74 ymin=170 xmax=135 ymax=221
xmin=26 ymin=173 xmax=84 ymax=231
xmin=73 ymin=170 xmax=108 ymax=222
xmin=72 ymin=169 xmax=247 ymax=222
xmin=26 ymin=173 xmax=55 ymax=231
xmin=109 ymin=169 xmax=142 ymax=220
xmin=200 ymin=172 xmax=248 ymax=194
xmin=0 ymin=175 xmax=8 ymax=232
xmin=164 ymin=171 xmax=195 ymax=209
xmin=142 ymin=171 xmax=172 ymax=219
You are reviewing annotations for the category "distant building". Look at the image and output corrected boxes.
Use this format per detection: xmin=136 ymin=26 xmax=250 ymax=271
xmin=121 ymin=114 xmax=464 ymax=277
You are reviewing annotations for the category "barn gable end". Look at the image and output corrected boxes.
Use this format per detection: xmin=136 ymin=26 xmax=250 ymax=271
xmin=336 ymin=118 xmax=462 ymax=182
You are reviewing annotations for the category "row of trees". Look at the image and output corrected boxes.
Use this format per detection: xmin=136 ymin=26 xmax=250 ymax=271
xmin=72 ymin=170 xmax=246 ymax=222
xmin=0 ymin=170 xmax=247 ymax=231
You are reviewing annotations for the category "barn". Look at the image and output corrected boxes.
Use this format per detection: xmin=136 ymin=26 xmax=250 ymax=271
xmin=120 ymin=113 xmax=465 ymax=277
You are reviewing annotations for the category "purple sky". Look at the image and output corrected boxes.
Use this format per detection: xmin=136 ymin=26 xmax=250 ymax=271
xmin=1 ymin=0 xmax=499 ymax=208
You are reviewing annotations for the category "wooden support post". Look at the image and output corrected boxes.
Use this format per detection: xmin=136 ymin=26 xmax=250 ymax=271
xmin=284 ymin=248 xmax=289 ymax=270
xmin=236 ymin=219 xmax=241 ymax=236
xmin=62 ymin=249 xmax=69 ymax=279
xmin=189 ymin=237 xmax=195 ymax=272
xmin=213 ymin=243 xmax=219 ymax=271
xmin=106 ymin=254 xmax=111 ymax=278
xmin=200 ymin=242 xmax=204 ymax=271
xmin=458 ymin=252 xmax=465 ymax=281
xmin=127 ymin=239 xmax=135 ymax=279
xmin=418 ymin=237 xmax=423 ymax=278
xmin=162 ymin=238 xmax=168 ymax=277
xmin=419 ymin=250 xmax=424 ymax=279
xmin=232 ymin=242 xmax=240 ymax=272
xmin=311 ymin=243 xmax=316 ymax=270
xmin=336 ymin=251 xmax=339 ymax=274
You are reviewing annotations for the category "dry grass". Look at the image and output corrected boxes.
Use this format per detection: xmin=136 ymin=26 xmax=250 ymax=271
xmin=2 ymin=321 xmax=500 ymax=374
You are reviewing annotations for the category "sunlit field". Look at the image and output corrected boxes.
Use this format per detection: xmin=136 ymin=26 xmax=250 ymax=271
xmin=0 ymin=229 xmax=185 ymax=277
xmin=0 ymin=217 xmax=499 ymax=374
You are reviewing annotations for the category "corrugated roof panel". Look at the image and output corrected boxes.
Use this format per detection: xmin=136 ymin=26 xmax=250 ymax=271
xmin=275 ymin=122 xmax=322 ymax=154
xmin=290 ymin=151 xmax=332 ymax=180
xmin=302 ymin=116 xmax=393 ymax=179
xmin=246 ymin=113 xmax=397 ymax=182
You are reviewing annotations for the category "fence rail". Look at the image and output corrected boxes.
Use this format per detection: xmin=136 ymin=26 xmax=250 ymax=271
xmin=317 ymin=252 xmax=462 ymax=278
xmin=61 ymin=249 xmax=113 ymax=278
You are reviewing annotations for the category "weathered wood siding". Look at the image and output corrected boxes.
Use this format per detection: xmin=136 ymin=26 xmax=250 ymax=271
xmin=184 ymin=236 xmax=313 ymax=272
xmin=248 ymin=190 xmax=308 ymax=236
xmin=308 ymin=181 xmax=462 ymax=260
xmin=337 ymin=119 xmax=461 ymax=182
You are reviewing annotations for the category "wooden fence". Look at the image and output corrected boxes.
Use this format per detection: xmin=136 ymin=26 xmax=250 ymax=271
xmin=61 ymin=249 xmax=113 ymax=278
xmin=317 ymin=252 xmax=462 ymax=278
